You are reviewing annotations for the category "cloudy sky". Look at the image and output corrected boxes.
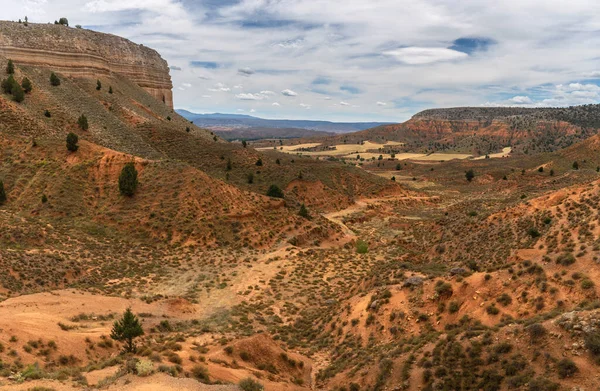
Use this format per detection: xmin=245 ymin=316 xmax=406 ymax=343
xmin=6 ymin=0 xmax=600 ymax=122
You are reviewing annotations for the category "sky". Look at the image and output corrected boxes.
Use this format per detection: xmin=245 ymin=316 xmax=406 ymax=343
xmin=5 ymin=0 xmax=600 ymax=122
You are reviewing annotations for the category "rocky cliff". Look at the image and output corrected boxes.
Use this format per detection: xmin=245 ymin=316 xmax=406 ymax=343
xmin=0 ymin=21 xmax=173 ymax=108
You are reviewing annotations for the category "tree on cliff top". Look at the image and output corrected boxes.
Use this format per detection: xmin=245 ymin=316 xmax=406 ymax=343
xmin=58 ymin=17 xmax=69 ymax=26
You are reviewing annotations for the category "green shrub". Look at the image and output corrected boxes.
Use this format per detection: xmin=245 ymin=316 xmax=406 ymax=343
xmin=191 ymin=365 xmax=210 ymax=383
xmin=527 ymin=323 xmax=546 ymax=343
xmin=556 ymin=358 xmax=577 ymax=378
xmin=298 ymin=204 xmax=310 ymax=219
xmin=496 ymin=293 xmax=512 ymax=306
xmin=435 ymin=281 xmax=453 ymax=298
xmin=96 ymin=80 xmax=102 ymax=90
xmin=528 ymin=378 xmax=559 ymax=391
xmin=556 ymin=253 xmax=575 ymax=266
xmin=581 ymin=279 xmax=594 ymax=289
xmin=584 ymin=331 xmax=600 ymax=356
xmin=465 ymin=169 xmax=475 ymax=182
xmin=239 ymin=377 xmax=264 ymax=391
xmin=12 ymin=83 xmax=24 ymax=102
xmin=356 ymin=240 xmax=368 ymax=254
xmin=486 ymin=304 xmax=500 ymax=315
xmin=448 ymin=301 xmax=460 ymax=313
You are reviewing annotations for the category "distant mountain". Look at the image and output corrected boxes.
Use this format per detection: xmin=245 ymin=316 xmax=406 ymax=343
xmin=214 ymin=127 xmax=336 ymax=141
xmin=176 ymin=109 xmax=394 ymax=134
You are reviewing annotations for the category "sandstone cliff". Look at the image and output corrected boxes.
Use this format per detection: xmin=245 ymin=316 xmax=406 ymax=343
xmin=0 ymin=21 xmax=173 ymax=108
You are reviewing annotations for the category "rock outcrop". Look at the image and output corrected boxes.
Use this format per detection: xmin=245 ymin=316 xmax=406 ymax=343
xmin=0 ymin=21 xmax=173 ymax=108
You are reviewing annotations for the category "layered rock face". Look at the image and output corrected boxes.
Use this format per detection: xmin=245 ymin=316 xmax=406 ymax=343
xmin=0 ymin=21 xmax=173 ymax=108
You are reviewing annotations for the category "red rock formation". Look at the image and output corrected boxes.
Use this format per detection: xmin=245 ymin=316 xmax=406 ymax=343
xmin=0 ymin=21 xmax=173 ymax=108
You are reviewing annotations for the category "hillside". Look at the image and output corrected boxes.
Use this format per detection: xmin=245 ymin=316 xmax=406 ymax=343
xmin=2 ymin=19 xmax=600 ymax=391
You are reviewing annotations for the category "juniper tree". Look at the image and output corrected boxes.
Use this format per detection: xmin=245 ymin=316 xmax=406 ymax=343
xmin=66 ymin=132 xmax=78 ymax=152
xmin=78 ymin=114 xmax=89 ymax=130
xmin=298 ymin=203 xmax=310 ymax=219
xmin=0 ymin=180 xmax=6 ymax=205
xmin=119 ymin=162 xmax=138 ymax=196
xmin=6 ymin=60 xmax=14 ymax=75
xmin=266 ymin=184 xmax=284 ymax=198
xmin=96 ymin=79 xmax=102 ymax=90
xmin=11 ymin=83 xmax=24 ymax=103
xmin=1 ymin=75 xmax=16 ymax=94
xmin=50 ymin=72 xmax=60 ymax=86
xmin=465 ymin=169 xmax=475 ymax=182
xmin=21 ymin=77 xmax=32 ymax=93
xmin=110 ymin=308 xmax=144 ymax=353
xmin=108 ymin=86 xmax=113 ymax=94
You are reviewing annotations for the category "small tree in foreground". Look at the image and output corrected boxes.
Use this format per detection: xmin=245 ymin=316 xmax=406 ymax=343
xmin=78 ymin=114 xmax=89 ymax=130
xmin=66 ymin=132 xmax=78 ymax=152
xmin=50 ymin=72 xmax=60 ymax=86
xmin=110 ymin=308 xmax=143 ymax=353
xmin=119 ymin=162 xmax=138 ymax=196
xmin=0 ymin=180 xmax=6 ymax=205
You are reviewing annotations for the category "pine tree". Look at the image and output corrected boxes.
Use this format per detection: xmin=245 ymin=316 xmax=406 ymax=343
xmin=572 ymin=161 xmax=579 ymax=170
xmin=6 ymin=59 xmax=14 ymax=75
xmin=110 ymin=308 xmax=144 ymax=353
xmin=266 ymin=184 xmax=284 ymax=199
xmin=119 ymin=163 xmax=138 ymax=196
xmin=1 ymin=75 xmax=16 ymax=94
xmin=96 ymin=79 xmax=102 ymax=90
xmin=242 ymin=140 xmax=247 ymax=148
xmin=108 ymin=86 xmax=113 ymax=94
xmin=255 ymin=158 xmax=263 ymax=166
xmin=226 ymin=158 xmax=232 ymax=171
xmin=12 ymin=83 xmax=24 ymax=103
xmin=465 ymin=169 xmax=475 ymax=182
xmin=58 ymin=17 xmax=69 ymax=26
xmin=298 ymin=203 xmax=310 ymax=219
xmin=50 ymin=72 xmax=60 ymax=86
xmin=66 ymin=132 xmax=79 ymax=152
xmin=78 ymin=114 xmax=89 ymax=130
xmin=21 ymin=77 xmax=32 ymax=93
xmin=0 ymin=180 xmax=6 ymax=205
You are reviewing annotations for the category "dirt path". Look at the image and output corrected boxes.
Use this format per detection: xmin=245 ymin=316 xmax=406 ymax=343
xmin=323 ymin=195 xmax=435 ymax=237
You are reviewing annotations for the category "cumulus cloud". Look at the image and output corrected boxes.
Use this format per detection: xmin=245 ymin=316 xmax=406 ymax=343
xmin=260 ymin=90 xmax=276 ymax=95
xmin=376 ymin=101 xmax=387 ymax=106
xmin=208 ymin=83 xmax=231 ymax=92
xmin=282 ymin=89 xmax=298 ymax=97
xmin=299 ymin=103 xmax=311 ymax=109
xmin=272 ymin=102 xmax=281 ymax=106
xmin=340 ymin=101 xmax=350 ymax=106
xmin=508 ymin=96 xmax=532 ymax=104
xmin=235 ymin=93 xmax=265 ymax=100
xmin=383 ymin=47 xmax=468 ymax=65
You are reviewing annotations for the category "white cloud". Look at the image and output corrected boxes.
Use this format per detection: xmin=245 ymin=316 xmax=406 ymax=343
xmin=233 ymin=85 xmax=243 ymax=89
xmin=6 ymin=0 xmax=599 ymax=121
xmin=181 ymin=83 xmax=192 ymax=88
xmin=272 ymin=102 xmax=281 ymax=106
xmin=235 ymin=93 xmax=265 ymax=100
xmin=340 ymin=101 xmax=350 ymax=106
xmin=376 ymin=101 xmax=387 ymax=106
xmin=299 ymin=103 xmax=311 ymax=109
xmin=208 ymin=82 xmax=231 ymax=92
xmin=282 ymin=89 xmax=298 ymax=97
xmin=384 ymin=47 xmax=468 ymax=65
xmin=508 ymin=96 xmax=532 ymax=104
xmin=260 ymin=90 xmax=275 ymax=95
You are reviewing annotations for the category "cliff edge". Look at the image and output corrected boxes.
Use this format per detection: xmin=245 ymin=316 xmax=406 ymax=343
xmin=0 ymin=21 xmax=173 ymax=108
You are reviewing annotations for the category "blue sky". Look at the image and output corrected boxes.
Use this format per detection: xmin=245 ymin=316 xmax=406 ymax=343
xmin=6 ymin=0 xmax=600 ymax=122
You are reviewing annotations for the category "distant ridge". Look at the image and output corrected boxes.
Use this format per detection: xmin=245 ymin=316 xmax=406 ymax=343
xmin=176 ymin=109 xmax=395 ymax=133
